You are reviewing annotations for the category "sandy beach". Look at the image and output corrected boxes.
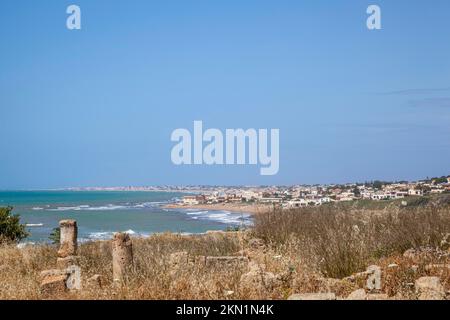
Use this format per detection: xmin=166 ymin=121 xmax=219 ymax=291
xmin=163 ymin=202 xmax=273 ymax=215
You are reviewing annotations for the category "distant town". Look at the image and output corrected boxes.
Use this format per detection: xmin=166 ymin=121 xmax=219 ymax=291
xmin=65 ymin=175 xmax=450 ymax=209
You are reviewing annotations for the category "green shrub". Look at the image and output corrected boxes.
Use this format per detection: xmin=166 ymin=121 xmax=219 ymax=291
xmin=49 ymin=227 xmax=61 ymax=244
xmin=0 ymin=207 xmax=29 ymax=243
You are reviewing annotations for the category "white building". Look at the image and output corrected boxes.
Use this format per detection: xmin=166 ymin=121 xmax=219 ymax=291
xmin=408 ymin=189 xmax=423 ymax=196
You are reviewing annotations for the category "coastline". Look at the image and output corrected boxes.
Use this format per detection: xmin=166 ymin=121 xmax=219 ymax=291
xmin=163 ymin=202 xmax=272 ymax=215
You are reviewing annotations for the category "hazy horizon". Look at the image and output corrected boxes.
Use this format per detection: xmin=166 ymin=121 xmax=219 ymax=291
xmin=2 ymin=171 xmax=449 ymax=191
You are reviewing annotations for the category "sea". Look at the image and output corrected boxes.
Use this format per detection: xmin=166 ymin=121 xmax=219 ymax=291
xmin=0 ymin=191 xmax=252 ymax=243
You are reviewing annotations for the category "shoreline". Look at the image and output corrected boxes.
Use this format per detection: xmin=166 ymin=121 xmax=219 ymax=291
xmin=163 ymin=203 xmax=272 ymax=215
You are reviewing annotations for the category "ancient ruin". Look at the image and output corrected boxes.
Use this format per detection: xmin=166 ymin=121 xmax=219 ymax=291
xmin=112 ymin=232 xmax=134 ymax=282
xmin=40 ymin=220 xmax=82 ymax=296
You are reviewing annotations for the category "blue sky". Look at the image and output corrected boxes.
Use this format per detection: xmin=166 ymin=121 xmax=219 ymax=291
xmin=1 ymin=0 xmax=449 ymax=189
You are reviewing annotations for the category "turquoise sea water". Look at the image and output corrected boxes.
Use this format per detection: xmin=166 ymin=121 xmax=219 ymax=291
xmin=0 ymin=191 xmax=252 ymax=243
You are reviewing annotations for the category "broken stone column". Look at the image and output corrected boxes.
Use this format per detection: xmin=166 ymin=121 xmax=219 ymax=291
xmin=40 ymin=220 xmax=82 ymax=297
xmin=57 ymin=220 xmax=79 ymax=268
xmin=112 ymin=232 xmax=134 ymax=282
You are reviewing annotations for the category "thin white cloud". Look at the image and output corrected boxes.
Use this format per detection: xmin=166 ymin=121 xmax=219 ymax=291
xmin=408 ymin=98 xmax=450 ymax=108
xmin=379 ymin=87 xmax=450 ymax=96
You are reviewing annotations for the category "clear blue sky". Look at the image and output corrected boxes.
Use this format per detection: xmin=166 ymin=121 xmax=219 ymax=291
xmin=1 ymin=0 xmax=449 ymax=189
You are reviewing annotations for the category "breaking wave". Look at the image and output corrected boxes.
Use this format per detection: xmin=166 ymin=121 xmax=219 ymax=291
xmin=181 ymin=209 xmax=253 ymax=226
xmin=26 ymin=223 xmax=44 ymax=227
xmin=83 ymin=229 xmax=146 ymax=241
xmin=46 ymin=201 xmax=167 ymax=212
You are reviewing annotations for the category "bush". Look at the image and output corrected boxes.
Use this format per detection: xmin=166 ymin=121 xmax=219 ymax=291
xmin=0 ymin=207 xmax=29 ymax=243
xmin=49 ymin=227 xmax=60 ymax=244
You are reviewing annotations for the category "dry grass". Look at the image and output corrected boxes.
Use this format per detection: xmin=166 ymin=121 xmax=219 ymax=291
xmin=254 ymin=204 xmax=450 ymax=278
xmin=0 ymin=203 xmax=449 ymax=300
xmin=0 ymin=232 xmax=255 ymax=300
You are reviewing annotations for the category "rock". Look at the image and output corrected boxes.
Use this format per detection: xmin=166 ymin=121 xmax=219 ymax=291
xmin=57 ymin=220 xmax=78 ymax=258
xmin=40 ymin=266 xmax=81 ymax=291
xmin=347 ymin=289 xmax=368 ymax=300
xmin=366 ymin=265 xmax=382 ymax=291
xmin=224 ymin=290 xmax=234 ymax=297
xmin=315 ymin=277 xmax=357 ymax=297
xmin=415 ymin=277 xmax=445 ymax=300
xmin=288 ymin=293 xmax=336 ymax=300
xmin=40 ymin=274 xmax=68 ymax=297
xmin=65 ymin=265 xmax=82 ymax=290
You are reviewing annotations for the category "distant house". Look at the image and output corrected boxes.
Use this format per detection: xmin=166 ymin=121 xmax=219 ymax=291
xmin=205 ymin=194 xmax=218 ymax=203
xmin=182 ymin=196 xmax=198 ymax=205
xmin=227 ymin=195 xmax=243 ymax=203
xmin=408 ymin=189 xmax=424 ymax=196
xmin=241 ymin=191 xmax=259 ymax=202
xmin=217 ymin=196 xmax=227 ymax=203
xmin=430 ymin=186 xmax=444 ymax=194
xmin=318 ymin=197 xmax=332 ymax=204
xmin=361 ymin=191 xmax=373 ymax=199
xmin=285 ymin=199 xmax=308 ymax=208
xmin=182 ymin=195 xmax=206 ymax=205
xmin=395 ymin=191 xmax=408 ymax=198
xmin=259 ymin=197 xmax=283 ymax=204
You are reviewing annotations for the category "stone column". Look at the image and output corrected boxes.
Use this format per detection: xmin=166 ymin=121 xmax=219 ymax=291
xmin=112 ymin=232 xmax=134 ymax=282
xmin=57 ymin=220 xmax=78 ymax=258
xmin=40 ymin=220 xmax=81 ymax=296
